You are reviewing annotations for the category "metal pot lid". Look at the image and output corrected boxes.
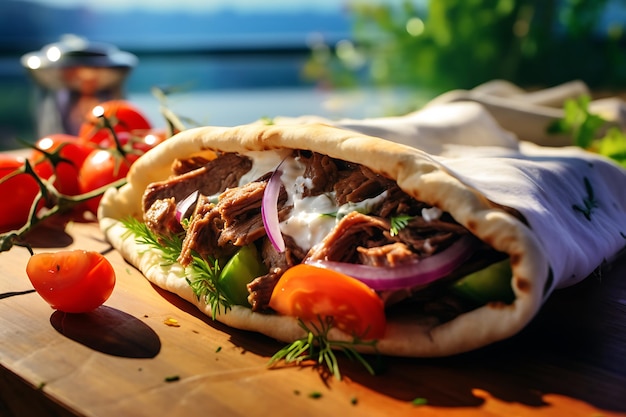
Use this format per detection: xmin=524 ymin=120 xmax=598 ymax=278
xmin=21 ymin=35 xmax=137 ymax=71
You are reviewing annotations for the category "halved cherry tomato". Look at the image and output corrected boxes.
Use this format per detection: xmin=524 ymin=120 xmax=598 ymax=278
xmin=26 ymin=250 xmax=116 ymax=313
xmin=0 ymin=154 xmax=42 ymax=233
xmin=30 ymin=133 xmax=94 ymax=196
xmin=269 ymin=264 xmax=386 ymax=339
xmin=78 ymin=100 xmax=152 ymax=148
xmin=78 ymin=149 xmax=135 ymax=215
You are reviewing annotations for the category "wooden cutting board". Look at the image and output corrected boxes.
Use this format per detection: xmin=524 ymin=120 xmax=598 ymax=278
xmin=1 ymin=220 xmax=625 ymax=417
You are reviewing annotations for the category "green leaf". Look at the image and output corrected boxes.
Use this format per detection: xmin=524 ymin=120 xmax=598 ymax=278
xmin=597 ymin=127 xmax=626 ymax=168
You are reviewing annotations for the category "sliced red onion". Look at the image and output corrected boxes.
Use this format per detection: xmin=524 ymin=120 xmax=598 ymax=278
xmin=175 ymin=190 xmax=199 ymax=222
xmin=261 ymin=163 xmax=285 ymax=252
xmin=304 ymin=235 xmax=476 ymax=291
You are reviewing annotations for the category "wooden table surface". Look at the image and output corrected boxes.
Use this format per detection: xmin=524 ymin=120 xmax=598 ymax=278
xmin=1 ymin=220 xmax=625 ymax=417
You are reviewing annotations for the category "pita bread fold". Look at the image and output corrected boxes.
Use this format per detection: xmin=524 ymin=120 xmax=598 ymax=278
xmin=99 ymin=120 xmax=626 ymax=358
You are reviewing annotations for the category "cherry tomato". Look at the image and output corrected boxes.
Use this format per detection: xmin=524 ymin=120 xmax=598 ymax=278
xmin=269 ymin=264 xmax=386 ymax=339
xmin=115 ymin=127 xmax=169 ymax=155
xmin=30 ymin=134 xmax=94 ymax=196
xmin=26 ymin=250 xmax=116 ymax=313
xmin=78 ymin=149 xmax=135 ymax=215
xmin=0 ymin=154 xmax=42 ymax=233
xmin=78 ymin=100 xmax=152 ymax=148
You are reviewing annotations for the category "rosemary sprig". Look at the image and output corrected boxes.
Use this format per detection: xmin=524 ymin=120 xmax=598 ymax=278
xmin=268 ymin=316 xmax=379 ymax=380
xmin=120 ymin=217 xmax=230 ymax=318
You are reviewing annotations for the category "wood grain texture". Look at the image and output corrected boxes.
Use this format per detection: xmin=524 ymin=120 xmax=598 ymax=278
xmin=1 ymin=221 xmax=625 ymax=417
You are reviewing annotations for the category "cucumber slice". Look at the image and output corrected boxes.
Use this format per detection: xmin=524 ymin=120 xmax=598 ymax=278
xmin=451 ymin=259 xmax=515 ymax=305
xmin=219 ymin=244 xmax=268 ymax=307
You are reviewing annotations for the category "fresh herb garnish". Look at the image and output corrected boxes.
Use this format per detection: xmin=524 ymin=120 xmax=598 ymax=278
xmin=120 ymin=217 xmax=231 ymax=317
xmin=121 ymin=217 xmax=184 ymax=265
xmin=390 ymin=215 xmax=414 ymax=236
xmin=186 ymin=252 xmax=229 ymax=318
xmin=268 ymin=316 xmax=379 ymax=381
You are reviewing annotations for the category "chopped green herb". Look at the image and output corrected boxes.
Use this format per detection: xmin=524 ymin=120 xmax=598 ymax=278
xmin=215 ymin=346 xmax=222 ymax=353
xmin=411 ymin=397 xmax=428 ymax=406
xmin=350 ymin=396 xmax=358 ymax=405
xmin=308 ymin=391 xmax=323 ymax=399
xmin=164 ymin=375 xmax=180 ymax=383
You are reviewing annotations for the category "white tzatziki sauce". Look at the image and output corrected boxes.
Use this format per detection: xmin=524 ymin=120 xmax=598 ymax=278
xmin=237 ymin=150 xmax=290 ymax=186
xmin=240 ymin=150 xmax=390 ymax=252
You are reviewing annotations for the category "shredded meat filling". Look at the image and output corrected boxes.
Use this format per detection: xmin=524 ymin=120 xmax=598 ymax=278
xmin=143 ymin=153 xmax=252 ymax=216
xmin=143 ymin=197 xmax=183 ymax=237
xmin=140 ymin=151 xmax=486 ymax=315
xmin=178 ymin=195 xmax=231 ymax=266
xmin=246 ymin=236 xmax=304 ymax=311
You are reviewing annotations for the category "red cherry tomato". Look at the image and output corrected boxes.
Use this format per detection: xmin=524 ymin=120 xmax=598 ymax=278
xmin=115 ymin=127 xmax=169 ymax=155
xmin=26 ymin=250 xmax=116 ymax=313
xmin=269 ymin=264 xmax=386 ymax=339
xmin=30 ymin=134 xmax=94 ymax=196
xmin=0 ymin=154 xmax=42 ymax=233
xmin=78 ymin=149 xmax=135 ymax=215
xmin=78 ymin=100 xmax=152 ymax=148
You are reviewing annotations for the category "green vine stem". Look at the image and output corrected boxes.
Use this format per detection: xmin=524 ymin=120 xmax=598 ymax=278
xmin=0 ymin=163 xmax=126 ymax=254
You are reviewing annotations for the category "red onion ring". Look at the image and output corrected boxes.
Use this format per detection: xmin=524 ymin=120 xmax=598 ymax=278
xmin=175 ymin=190 xmax=199 ymax=223
xmin=304 ymin=235 xmax=476 ymax=291
xmin=261 ymin=163 xmax=285 ymax=253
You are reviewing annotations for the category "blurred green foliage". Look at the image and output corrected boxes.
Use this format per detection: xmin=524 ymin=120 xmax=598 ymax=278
xmin=303 ymin=0 xmax=626 ymax=95
xmin=548 ymin=95 xmax=626 ymax=167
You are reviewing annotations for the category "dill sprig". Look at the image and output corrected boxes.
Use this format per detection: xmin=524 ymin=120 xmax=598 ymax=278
xmin=185 ymin=253 xmax=230 ymax=319
xmin=120 ymin=217 xmax=230 ymax=317
xmin=389 ymin=214 xmax=414 ymax=237
xmin=268 ymin=316 xmax=379 ymax=380
xmin=121 ymin=217 xmax=184 ymax=264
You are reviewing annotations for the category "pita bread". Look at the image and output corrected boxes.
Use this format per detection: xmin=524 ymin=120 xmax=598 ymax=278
xmin=99 ymin=119 xmax=626 ymax=357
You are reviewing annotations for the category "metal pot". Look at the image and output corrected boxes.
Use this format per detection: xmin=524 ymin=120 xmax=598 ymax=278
xmin=21 ymin=35 xmax=137 ymax=137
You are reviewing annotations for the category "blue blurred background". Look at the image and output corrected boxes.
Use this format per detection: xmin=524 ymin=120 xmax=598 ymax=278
xmin=1 ymin=0 xmax=625 ymax=149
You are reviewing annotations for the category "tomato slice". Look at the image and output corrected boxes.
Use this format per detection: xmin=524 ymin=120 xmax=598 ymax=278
xmin=269 ymin=264 xmax=386 ymax=339
xmin=26 ymin=250 xmax=116 ymax=313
